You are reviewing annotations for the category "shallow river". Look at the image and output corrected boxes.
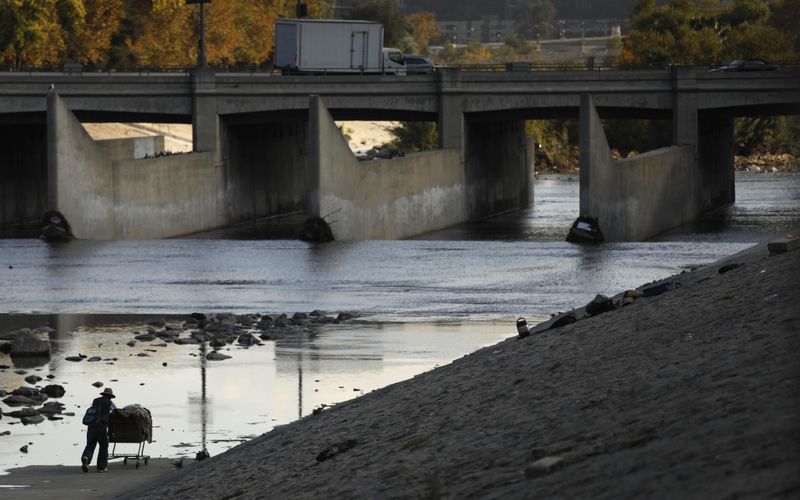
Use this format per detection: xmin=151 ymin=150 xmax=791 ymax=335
xmin=0 ymin=172 xmax=797 ymax=472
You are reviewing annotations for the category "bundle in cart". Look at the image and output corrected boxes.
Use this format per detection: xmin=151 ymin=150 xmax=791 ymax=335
xmin=108 ymin=406 xmax=153 ymax=468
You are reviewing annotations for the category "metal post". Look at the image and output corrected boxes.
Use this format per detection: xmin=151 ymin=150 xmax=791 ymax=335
xmin=198 ymin=2 xmax=207 ymax=67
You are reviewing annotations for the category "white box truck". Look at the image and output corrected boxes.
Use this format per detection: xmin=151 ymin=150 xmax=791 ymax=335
xmin=274 ymin=19 xmax=406 ymax=75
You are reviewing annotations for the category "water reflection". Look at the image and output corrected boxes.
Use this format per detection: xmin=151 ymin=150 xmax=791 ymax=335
xmin=0 ymin=318 xmax=513 ymax=471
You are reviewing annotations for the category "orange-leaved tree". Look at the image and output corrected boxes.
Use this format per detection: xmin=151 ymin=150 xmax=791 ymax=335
xmin=406 ymin=11 xmax=439 ymax=55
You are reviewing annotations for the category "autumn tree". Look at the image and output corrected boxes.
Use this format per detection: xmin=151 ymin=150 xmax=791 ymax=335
xmin=125 ymin=0 xmax=194 ymax=67
xmin=620 ymin=0 xmax=799 ymax=158
xmin=0 ymin=0 xmax=63 ymax=68
xmin=406 ymin=11 xmax=439 ymax=55
xmin=64 ymin=0 xmax=124 ymax=66
xmin=106 ymin=0 xmax=331 ymax=68
xmin=461 ymin=41 xmax=491 ymax=63
xmin=620 ymin=0 xmax=796 ymax=67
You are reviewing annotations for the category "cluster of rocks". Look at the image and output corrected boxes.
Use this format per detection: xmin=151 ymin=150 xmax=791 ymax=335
xmin=0 ymin=327 xmax=53 ymax=358
xmin=205 ymin=311 xmax=354 ymax=355
xmin=60 ymin=311 xmax=361 ymax=363
xmin=1 ymin=384 xmax=69 ymax=426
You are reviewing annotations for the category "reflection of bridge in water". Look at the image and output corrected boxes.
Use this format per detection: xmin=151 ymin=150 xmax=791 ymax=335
xmin=1 ymin=68 xmax=798 ymax=241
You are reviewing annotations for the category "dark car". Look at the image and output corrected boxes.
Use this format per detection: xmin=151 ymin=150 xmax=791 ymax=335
xmin=711 ymin=59 xmax=780 ymax=72
xmin=403 ymin=54 xmax=436 ymax=74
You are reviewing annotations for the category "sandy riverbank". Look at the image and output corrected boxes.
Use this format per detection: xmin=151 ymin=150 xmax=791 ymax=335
xmin=2 ymin=238 xmax=797 ymax=499
xmin=104 ymin=237 xmax=797 ymax=499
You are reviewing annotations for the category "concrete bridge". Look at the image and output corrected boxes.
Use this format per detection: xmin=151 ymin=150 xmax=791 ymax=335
xmin=1 ymin=68 xmax=798 ymax=240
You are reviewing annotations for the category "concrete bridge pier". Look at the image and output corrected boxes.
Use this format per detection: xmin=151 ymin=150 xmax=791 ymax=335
xmin=192 ymin=67 xmax=220 ymax=153
xmin=224 ymin=114 xmax=310 ymax=223
xmin=465 ymin=118 xmax=532 ymax=218
xmin=438 ymin=68 xmax=465 ymax=156
xmin=672 ymin=66 xmax=735 ymax=214
xmin=697 ymin=112 xmax=735 ymax=211
xmin=438 ymin=68 xmax=533 ymax=220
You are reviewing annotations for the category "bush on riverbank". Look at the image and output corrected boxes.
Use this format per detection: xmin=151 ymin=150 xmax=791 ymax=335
xmin=735 ymin=152 xmax=800 ymax=173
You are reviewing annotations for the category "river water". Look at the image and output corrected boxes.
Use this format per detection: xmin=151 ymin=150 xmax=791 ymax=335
xmin=0 ymin=172 xmax=797 ymax=473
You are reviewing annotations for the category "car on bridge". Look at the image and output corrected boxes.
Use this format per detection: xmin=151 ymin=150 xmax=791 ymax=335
xmin=710 ymin=59 xmax=780 ymax=72
xmin=403 ymin=54 xmax=436 ymax=74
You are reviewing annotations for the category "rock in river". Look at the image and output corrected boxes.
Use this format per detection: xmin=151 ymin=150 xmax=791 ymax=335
xmin=41 ymin=384 xmax=65 ymax=398
xmin=206 ymin=351 xmax=232 ymax=361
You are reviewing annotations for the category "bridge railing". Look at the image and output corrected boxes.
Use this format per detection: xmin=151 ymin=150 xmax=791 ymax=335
xmin=2 ymin=60 xmax=799 ymax=75
xmin=447 ymin=59 xmax=800 ymax=73
xmin=0 ymin=63 xmax=193 ymax=75
xmin=444 ymin=61 xmax=633 ymax=72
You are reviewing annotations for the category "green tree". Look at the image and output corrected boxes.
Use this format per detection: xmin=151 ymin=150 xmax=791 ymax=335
xmin=722 ymin=23 xmax=794 ymax=60
xmin=387 ymin=121 xmax=438 ymax=154
xmin=620 ymin=0 xmax=799 ymax=158
xmin=343 ymin=0 xmax=407 ymax=47
xmin=504 ymin=33 xmax=531 ymax=54
xmin=722 ymin=0 xmax=770 ymax=27
xmin=769 ymin=0 xmax=800 ymax=53
xmin=527 ymin=120 xmax=580 ymax=170
xmin=620 ymin=0 xmax=795 ymax=67
xmin=0 ymin=0 xmax=63 ymax=68
xmin=513 ymin=0 xmax=555 ymax=40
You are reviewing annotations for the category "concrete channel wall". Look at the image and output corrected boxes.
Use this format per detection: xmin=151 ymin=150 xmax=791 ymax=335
xmin=98 ymin=136 xmax=165 ymax=163
xmin=47 ymin=92 xmax=226 ymax=239
xmin=112 ymin=152 xmax=223 ymax=239
xmin=309 ymin=95 xmax=467 ymax=240
xmin=48 ymin=91 xmax=116 ymax=238
xmin=580 ymin=94 xmax=698 ymax=241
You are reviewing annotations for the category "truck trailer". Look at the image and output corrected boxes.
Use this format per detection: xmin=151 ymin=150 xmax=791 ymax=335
xmin=274 ymin=19 xmax=406 ymax=75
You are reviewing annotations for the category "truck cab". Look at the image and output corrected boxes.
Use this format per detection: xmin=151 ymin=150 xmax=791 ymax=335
xmin=382 ymin=48 xmax=407 ymax=75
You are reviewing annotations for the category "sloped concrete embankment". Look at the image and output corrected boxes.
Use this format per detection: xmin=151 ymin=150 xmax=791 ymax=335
xmin=125 ymin=240 xmax=800 ymax=499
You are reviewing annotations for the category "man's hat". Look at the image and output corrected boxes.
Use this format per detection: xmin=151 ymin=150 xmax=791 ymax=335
xmin=100 ymin=387 xmax=115 ymax=398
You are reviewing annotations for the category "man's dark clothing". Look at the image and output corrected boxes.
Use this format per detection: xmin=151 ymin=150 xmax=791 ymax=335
xmin=81 ymin=395 xmax=114 ymax=470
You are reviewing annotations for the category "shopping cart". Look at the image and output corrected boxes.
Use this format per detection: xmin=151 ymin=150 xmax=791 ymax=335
xmin=108 ymin=407 xmax=152 ymax=468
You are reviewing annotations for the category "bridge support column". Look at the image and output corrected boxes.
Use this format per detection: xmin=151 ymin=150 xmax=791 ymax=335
xmin=672 ymin=67 xmax=699 ymax=147
xmin=225 ymin=115 xmax=309 ymax=223
xmin=438 ymin=68 xmax=465 ymax=159
xmin=672 ymin=66 xmax=734 ymax=214
xmin=192 ymin=66 xmax=219 ymax=153
xmin=465 ymin=118 xmax=531 ymax=217
xmin=698 ymin=112 xmax=735 ymax=211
